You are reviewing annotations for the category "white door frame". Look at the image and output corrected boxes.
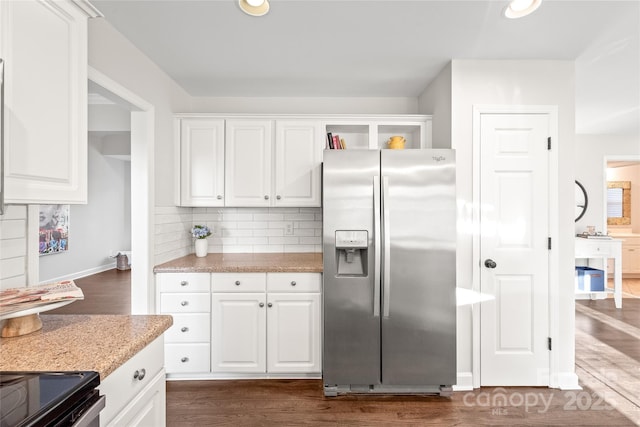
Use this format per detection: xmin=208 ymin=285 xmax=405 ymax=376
xmin=471 ymin=105 xmax=559 ymax=388
xmin=88 ymin=67 xmax=155 ymax=314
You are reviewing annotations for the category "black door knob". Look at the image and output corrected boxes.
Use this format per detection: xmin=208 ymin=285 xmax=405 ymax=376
xmin=484 ymin=259 xmax=497 ymax=269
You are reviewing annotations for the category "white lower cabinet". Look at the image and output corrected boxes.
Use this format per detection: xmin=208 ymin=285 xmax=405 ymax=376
xmin=157 ymin=271 xmax=321 ymax=378
xmin=98 ymin=336 xmax=166 ymax=427
xmin=211 ymin=272 xmax=321 ymax=376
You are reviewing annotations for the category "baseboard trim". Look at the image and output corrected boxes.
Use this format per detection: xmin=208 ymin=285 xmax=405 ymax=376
xmin=453 ymin=372 xmax=474 ymax=391
xmin=39 ymin=262 xmax=117 ymax=284
xmin=555 ymin=371 xmax=582 ymax=390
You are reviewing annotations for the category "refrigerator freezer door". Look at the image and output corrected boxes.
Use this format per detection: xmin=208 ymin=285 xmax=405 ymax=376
xmin=380 ymin=149 xmax=457 ymax=386
xmin=322 ymin=150 xmax=381 ymax=386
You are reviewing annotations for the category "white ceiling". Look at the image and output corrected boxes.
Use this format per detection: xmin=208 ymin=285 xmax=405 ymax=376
xmin=91 ymin=0 xmax=639 ymax=136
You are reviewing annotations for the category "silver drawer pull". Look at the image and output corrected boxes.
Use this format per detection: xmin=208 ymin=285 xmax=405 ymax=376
xmin=276 ymin=195 xmax=281 ymax=200
xmin=180 ymin=281 xmax=188 ymax=286
xmin=259 ymin=302 xmax=265 ymax=307
xmin=264 ymin=195 xmax=269 ymax=200
xmin=291 ymin=281 xmax=296 ymax=286
xmin=181 ymin=301 xmax=189 ymax=306
xmin=181 ymin=357 xmax=189 ymax=363
xmin=181 ymin=326 xmax=189 ymax=332
xmin=235 ymin=280 xmax=240 ymax=286
xmin=267 ymin=302 xmax=273 ymax=308
xmin=133 ymin=368 xmax=146 ymax=381
xmin=217 ymin=195 xmax=222 ymax=200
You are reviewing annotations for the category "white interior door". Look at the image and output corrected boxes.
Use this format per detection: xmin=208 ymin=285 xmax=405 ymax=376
xmin=480 ymin=113 xmax=550 ymax=386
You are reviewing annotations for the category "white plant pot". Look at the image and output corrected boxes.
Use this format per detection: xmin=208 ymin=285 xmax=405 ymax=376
xmin=195 ymin=239 xmax=208 ymax=257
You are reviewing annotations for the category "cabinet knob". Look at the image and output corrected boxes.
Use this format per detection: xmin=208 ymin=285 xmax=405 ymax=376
xmin=217 ymin=195 xmax=223 ymax=200
xmin=259 ymin=302 xmax=265 ymax=307
xmin=267 ymin=302 xmax=273 ymax=308
xmin=181 ymin=301 xmax=189 ymax=306
xmin=264 ymin=195 xmax=269 ymax=200
xmin=291 ymin=281 xmax=296 ymax=286
xmin=276 ymin=195 xmax=281 ymax=200
xmin=180 ymin=281 xmax=188 ymax=286
xmin=181 ymin=357 xmax=189 ymax=363
xmin=181 ymin=326 xmax=189 ymax=332
xmin=133 ymin=368 xmax=146 ymax=381
xmin=235 ymin=280 xmax=241 ymax=286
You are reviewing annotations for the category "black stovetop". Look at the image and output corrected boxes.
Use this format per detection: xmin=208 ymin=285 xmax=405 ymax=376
xmin=0 ymin=371 xmax=100 ymax=427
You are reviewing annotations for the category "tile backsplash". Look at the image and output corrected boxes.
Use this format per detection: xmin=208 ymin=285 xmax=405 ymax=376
xmin=155 ymin=206 xmax=322 ymax=264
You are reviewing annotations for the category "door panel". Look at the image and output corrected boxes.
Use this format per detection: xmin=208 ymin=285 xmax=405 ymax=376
xmin=211 ymin=293 xmax=266 ymax=373
xmin=480 ymin=113 xmax=550 ymax=386
xmin=224 ymin=120 xmax=272 ymax=206
xmin=380 ymin=150 xmax=456 ymax=386
xmin=322 ymin=149 xmax=380 ymax=385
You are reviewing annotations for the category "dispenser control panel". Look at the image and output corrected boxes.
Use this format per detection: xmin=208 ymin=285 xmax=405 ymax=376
xmin=335 ymin=230 xmax=368 ymax=248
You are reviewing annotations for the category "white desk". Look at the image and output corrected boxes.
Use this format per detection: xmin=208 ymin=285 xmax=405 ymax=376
xmin=575 ymin=237 xmax=622 ymax=308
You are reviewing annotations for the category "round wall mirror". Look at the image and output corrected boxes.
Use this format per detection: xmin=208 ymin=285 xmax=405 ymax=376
xmin=575 ymin=180 xmax=588 ymax=222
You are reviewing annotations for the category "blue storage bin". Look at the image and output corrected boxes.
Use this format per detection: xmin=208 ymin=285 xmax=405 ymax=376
xmin=575 ymin=266 xmax=604 ymax=292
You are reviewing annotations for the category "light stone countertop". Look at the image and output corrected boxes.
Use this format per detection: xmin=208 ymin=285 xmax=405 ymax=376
xmin=153 ymin=252 xmax=323 ymax=273
xmin=0 ymin=314 xmax=173 ymax=380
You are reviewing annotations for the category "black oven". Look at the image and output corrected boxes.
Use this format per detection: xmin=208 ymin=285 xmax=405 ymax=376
xmin=0 ymin=371 xmax=105 ymax=427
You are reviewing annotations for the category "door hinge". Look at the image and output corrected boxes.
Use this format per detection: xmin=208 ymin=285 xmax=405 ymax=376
xmin=547 ymin=137 xmax=551 ymax=150
xmin=548 ymin=337 xmax=552 ymax=351
xmin=548 ymin=237 xmax=552 ymax=250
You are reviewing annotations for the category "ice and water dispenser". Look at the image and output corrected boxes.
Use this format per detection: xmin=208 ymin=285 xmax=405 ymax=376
xmin=334 ymin=230 xmax=368 ymax=276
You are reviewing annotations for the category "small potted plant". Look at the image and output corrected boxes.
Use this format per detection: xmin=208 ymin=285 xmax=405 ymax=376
xmin=191 ymin=225 xmax=212 ymax=257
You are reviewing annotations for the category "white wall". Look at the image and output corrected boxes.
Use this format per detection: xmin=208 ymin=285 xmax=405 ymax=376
xmin=39 ymin=136 xmax=131 ymax=282
xmin=189 ymin=97 xmax=418 ymax=115
xmin=418 ymin=62 xmax=452 ymax=149
xmin=88 ymin=19 xmax=193 ymax=208
xmin=574 ymin=134 xmax=640 ymax=234
xmin=422 ymin=60 xmax=576 ymax=386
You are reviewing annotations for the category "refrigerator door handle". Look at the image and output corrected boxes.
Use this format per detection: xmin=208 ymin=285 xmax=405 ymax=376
xmin=382 ymin=176 xmax=391 ymax=318
xmin=373 ymin=175 xmax=381 ymax=317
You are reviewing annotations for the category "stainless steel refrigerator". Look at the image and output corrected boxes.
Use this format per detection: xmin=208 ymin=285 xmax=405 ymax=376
xmin=322 ymin=149 xmax=456 ymax=396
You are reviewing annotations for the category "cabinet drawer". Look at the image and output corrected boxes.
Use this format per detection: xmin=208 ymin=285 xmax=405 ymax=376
xmin=267 ymin=273 xmax=321 ymax=292
xmin=575 ymin=241 xmax=615 ymax=257
xmin=157 ymin=273 xmax=210 ymax=292
xmin=165 ymin=343 xmax=210 ymax=373
xmin=98 ymin=336 xmax=164 ymax=426
xmin=164 ymin=313 xmax=210 ymax=343
xmin=212 ymin=273 xmax=266 ymax=292
xmin=160 ymin=293 xmax=210 ymax=313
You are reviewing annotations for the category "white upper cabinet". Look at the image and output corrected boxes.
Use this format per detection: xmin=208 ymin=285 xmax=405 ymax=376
xmin=179 ymin=118 xmax=225 ymax=206
xmin=1 ymin=0 xmax=98 ymax=204
xmin=274 ymin=120 xmax=322 ymax=207
xmin=224 ymin=119 xmax=273 ymax=207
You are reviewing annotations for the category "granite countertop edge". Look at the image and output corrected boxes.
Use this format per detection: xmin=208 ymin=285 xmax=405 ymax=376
xmin=153 ymin=252 xmax=323 ymax=274
xmin=0 ymin=314 xmax=173 ymax=380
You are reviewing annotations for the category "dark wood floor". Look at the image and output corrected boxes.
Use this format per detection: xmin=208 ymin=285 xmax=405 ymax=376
xmin=52 ymin=270 xmax=640 ymax=426
xmin=48 ymin=268 xmax=131 ymax=315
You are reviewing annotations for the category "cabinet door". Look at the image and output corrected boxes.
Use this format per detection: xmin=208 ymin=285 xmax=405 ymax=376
xmin=622 ymin=245 xmax=640 ymax=274
xmin=224 ymin=120 xmax=272 ymax=206
xmin=266 ymin=292 xmax=321 ymax=373
xmin=1 ymin=0 xmax=92 ymax=203
xmin=179 ymin=119 xmax=225 ymax=206
xmin=274 ymin=120 xmax=322 ymax=207
xmin=104 ymin=369 xmax=166 ymax=427
xmin=211 ymin=292 xmax=266 ymax=372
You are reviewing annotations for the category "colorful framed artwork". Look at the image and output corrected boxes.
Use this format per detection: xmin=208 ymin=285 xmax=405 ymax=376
xmin=39 ymin=204 xmax=70 ymax=255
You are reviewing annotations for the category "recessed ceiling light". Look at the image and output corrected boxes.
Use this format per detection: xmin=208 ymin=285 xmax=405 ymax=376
xmin=239 ymin=0 xmax=269 ymax=17
xmin=504 ymin=0 xmax=542 ymax=19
